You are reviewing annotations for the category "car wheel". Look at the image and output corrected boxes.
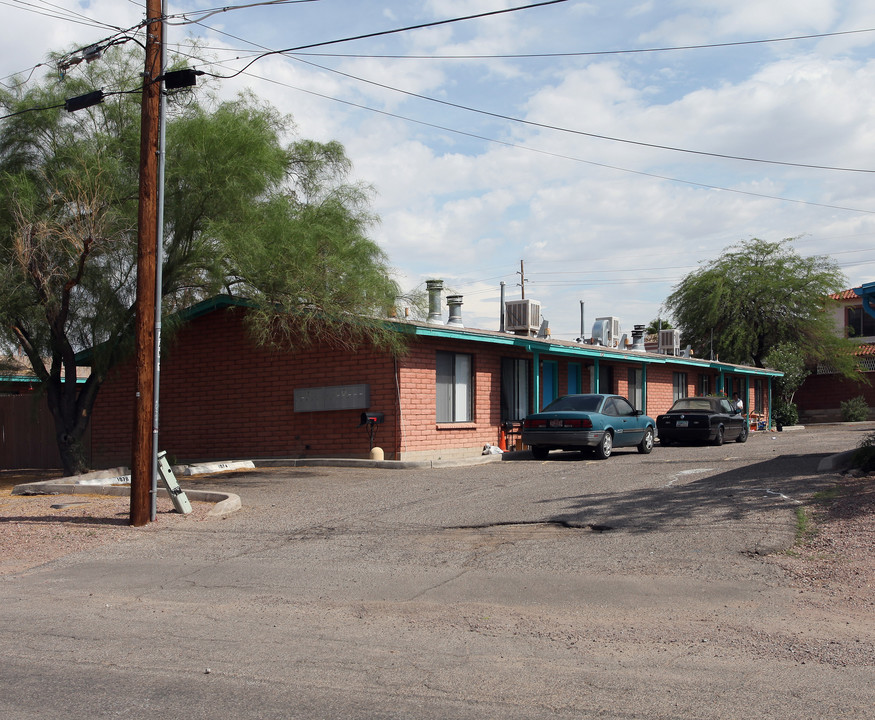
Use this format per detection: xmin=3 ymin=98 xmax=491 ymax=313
xmin=594 ymin=431 xmax=613 ymax=459
xmin=736 ymin=423 xmax=749 ymax=443
xmin=637 ymin=427 xmax=654 ymax=454
xmin=712 ymin=425 xmax=725 ymax=446
xmin=531 ymin=445 xmax=550 ymax=460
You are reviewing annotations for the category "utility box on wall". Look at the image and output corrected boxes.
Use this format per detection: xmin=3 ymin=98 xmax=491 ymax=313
xmin=294 ymin=384 xmax=370 ymax=412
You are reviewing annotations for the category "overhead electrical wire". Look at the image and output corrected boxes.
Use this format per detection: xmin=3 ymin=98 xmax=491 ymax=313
xmin=285 ymin=55 xmax=875 ymax=175
xmin=169 ymin=49 xmax=875 ymax=216
xmin=287 ymin=26 xmax=875 ymax=59
xmin=202 ymin=0 xmax=568 ymax=78
xmin=1 ymin=0 xmax=128 ymax=30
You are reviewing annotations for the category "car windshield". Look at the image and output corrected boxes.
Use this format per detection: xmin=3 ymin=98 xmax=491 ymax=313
xmin=542 ymin=395 xmax=603 ymax=413
xmin=670 ymin=398 xmax=717 ymax=412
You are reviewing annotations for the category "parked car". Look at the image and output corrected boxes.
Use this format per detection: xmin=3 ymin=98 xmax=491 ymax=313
xmin=522 ymin=394 xmax=656 ymax=460
xmin=656 ymin=396 xmax=749 ymax=446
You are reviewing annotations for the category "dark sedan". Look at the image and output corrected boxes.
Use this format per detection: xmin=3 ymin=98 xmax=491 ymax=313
xmin=522 ymin=394 xmax=656 ymax=460
xmin=656 ymin=396 xmax=748 ymax=446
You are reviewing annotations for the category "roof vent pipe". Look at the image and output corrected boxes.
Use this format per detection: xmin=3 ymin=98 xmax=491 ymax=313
xmin=426 ymin=279 xmax=444 ymax=324
xmin=631 ymin=324 xmax=646 ymax=351
xmin=446 ymin=295 xmax=464 ymax=327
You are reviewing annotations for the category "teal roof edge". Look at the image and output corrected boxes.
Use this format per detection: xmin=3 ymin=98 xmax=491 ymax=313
xmin=405 ymin=323 xmax=782 ymax=377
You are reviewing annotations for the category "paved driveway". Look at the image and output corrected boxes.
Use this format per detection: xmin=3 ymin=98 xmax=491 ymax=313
xmin=1 ymin=425 xmax=873 ymax=719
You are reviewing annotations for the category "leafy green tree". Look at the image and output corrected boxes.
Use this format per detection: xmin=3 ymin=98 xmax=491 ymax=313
xmin=0 ymin=47 xmax=398 ymax=474
xmin=645 ymin=318 xmax=672 ymax=336
xmin=763 ymin=342 xmax=810 ymax=404
xmin=664 ymin=238 xmax=858 ymax=373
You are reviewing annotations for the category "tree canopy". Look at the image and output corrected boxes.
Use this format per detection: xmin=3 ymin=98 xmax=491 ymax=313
xmin=663 ymin=238 xmax=857 ymax=372
xmin=0 ymin=46 xmax=399 ymax=474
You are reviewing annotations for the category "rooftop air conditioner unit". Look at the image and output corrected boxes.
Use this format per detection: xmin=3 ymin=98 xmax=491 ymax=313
xmin=505 ymin=299 xmax=541 ymax=335
xmin=594 ymin=316 xmax=621 ymax=347
xmin=658 ymin=328 xmax=680 ymax=355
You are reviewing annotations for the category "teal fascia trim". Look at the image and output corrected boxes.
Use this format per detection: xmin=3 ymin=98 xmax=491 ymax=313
xmin=408 ymin=324 xmax=781 ymax=380
xmin=0 ymin=375 xmax=86 ymax=385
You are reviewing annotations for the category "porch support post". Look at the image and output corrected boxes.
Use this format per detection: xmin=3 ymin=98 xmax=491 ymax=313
xmin=641 ymin=363 xmax=648 ymax=415
xmin=593 ymin=358 xmax=600 ymax=393
xmin=532 ymin=350 xmax=541 ymax=411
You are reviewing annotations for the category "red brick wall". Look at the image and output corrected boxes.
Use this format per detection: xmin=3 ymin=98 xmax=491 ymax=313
xmin=795 ymin=372 xmax=875 ymax=420
xmin=91 ymin=307 xmax=399 ymax=466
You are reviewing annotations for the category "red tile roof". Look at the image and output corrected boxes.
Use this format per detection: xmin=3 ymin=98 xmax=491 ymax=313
xmin=829 ymin=289 xmax=859 ymax=300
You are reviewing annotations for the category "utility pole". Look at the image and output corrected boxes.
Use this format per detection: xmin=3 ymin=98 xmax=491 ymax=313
xmin=518 ymin=259 xmax=526 ymax=299
xmin=130 ymin=0 xmax=163 ymax=526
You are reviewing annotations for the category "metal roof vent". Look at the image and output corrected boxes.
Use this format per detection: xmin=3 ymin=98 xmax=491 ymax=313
xmin=505 ymin=299 xmax=541 ymax=336
xmin=446 ymin=295 xmax=464 ymax=327
xmin=631 ymin=324 xmax=646 ymax=351
xmin=426 ymin=279 xmax=444 ymax=325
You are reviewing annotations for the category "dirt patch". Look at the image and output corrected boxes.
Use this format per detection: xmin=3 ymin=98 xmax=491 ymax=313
xmin=769 ymin=471 xmax=875 ymax=612
xmin=0 ymin=470 xmax=216 ymax=576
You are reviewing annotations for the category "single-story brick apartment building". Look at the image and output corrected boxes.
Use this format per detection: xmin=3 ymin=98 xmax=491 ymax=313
xmin=86 ymin=293 xmax=781 ymax=467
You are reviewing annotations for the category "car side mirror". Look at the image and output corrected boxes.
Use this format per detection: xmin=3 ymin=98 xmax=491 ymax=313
xmin=634 ymin=410 xmax=644 ymax=416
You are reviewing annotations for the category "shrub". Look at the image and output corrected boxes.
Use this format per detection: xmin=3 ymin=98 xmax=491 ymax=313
xmin=773 ymin=398 xmax=798 ymax=428
xmin=840 ymin=395 xmax=869 ymax=422
xmin=852 ymin=430 xmax=875 ymax=472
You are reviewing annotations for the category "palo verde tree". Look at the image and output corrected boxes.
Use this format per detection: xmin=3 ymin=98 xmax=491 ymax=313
xmin=0 ymin=46 xmax=398 ymax=475
xmin=663 ymin=238 xmax=859 ymax=373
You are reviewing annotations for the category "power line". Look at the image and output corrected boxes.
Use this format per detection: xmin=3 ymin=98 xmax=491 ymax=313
xmin=1 ymin=0 xmax=127 ymax=30
xmin=167 ymin=0 xmax=321 ymax=25
xmin=178 ymin=52 xmax=875 ymax=216
xmin=287 ymin=26 xmax=875 ymax=59
xmin=203 ymin=0 xmax=568 ymax=79
xmin=288 ymin=55 xmax=875 ymax=174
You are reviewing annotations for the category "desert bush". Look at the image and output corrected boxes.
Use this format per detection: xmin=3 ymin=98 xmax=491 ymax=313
xmin=852 ymin=430 xmax=875 ymax=471
xmin=840 ymin=395 xmax=870 ymax=422
xmin=773 ymin=398 xmax=798 ymax=428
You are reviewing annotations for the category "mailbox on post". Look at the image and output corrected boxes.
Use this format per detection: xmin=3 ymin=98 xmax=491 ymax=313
xmin=359 ymin=411 xmax=384 ymax=450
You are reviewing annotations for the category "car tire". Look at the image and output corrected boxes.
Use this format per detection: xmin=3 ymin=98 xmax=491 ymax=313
xmin=531 ymin=445 xmax=550 ymax=460
xmin=736 ymin=423 xmax=749 ymax=443
xmin=637 ymin=427 xmax=654 ymax=454
xmin=712 ymin=425 xmax=725 ymax=446
xmin=594 ymin=431 xmax=613 ymax=459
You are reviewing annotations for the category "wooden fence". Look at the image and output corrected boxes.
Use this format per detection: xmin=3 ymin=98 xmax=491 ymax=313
xmin=0 ymin=395 xmax=91 ymax=470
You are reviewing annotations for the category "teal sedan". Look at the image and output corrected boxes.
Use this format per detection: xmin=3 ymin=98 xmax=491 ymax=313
xmin=522 ymin=394 xmax=656 ymax=460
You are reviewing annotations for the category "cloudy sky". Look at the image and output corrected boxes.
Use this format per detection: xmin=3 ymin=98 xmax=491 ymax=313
xmin=3 ymin=0 xmax=875 ymax=339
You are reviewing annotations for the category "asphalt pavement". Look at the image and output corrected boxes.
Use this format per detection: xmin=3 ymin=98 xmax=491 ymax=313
xmin=1 ymin=424 xmax=873 ymax=719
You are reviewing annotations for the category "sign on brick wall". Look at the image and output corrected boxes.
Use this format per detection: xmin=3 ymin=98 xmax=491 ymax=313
xmin=294 ymin=384 xmax=371 ymax=412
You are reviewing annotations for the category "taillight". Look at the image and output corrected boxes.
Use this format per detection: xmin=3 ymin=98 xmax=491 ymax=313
xmin=524 ymin=419 xmax=547 ymax=428
xmin=563 ymin=418 xmax=593 ymax=428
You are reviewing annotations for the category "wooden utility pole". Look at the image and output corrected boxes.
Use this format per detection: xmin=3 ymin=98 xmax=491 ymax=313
xmin=130 ymin=0 xmax=163 ymax=526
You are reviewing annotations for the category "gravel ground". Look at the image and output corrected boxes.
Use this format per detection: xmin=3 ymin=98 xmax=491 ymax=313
xmin=3 ymin=466 xmax=873 ymax=605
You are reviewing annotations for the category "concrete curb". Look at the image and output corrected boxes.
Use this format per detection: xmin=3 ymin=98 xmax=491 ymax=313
xmin=251 ymin=453 xmax=511 ymax=470
xmin=817 ymin=448 xmax=858 ymax=473
xmin=12 ymin=477 xmax=242 ymax=518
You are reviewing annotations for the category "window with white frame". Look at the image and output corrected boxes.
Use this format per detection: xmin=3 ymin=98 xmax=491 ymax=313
xmin=436 ymin=351 xmax=473 ymax=422
xmin=672 ymin=372 xmax=688 ymax=402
